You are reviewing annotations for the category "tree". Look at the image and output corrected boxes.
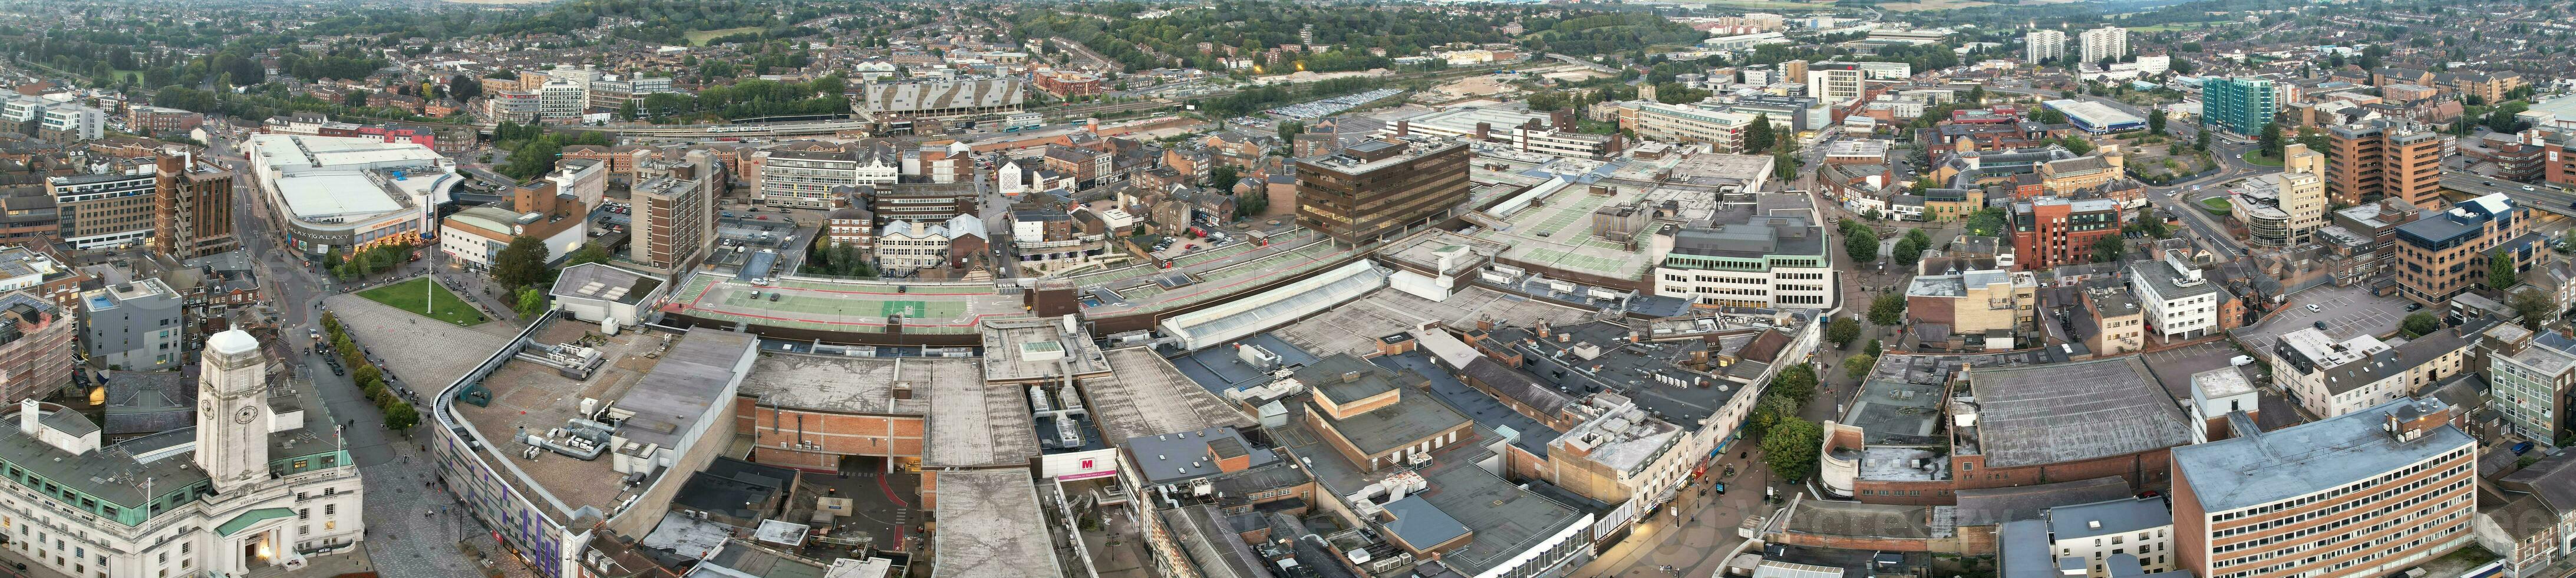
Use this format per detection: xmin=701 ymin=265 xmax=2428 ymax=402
xmin=2149 ymin=109 xmax=2168 ymax=135
xmin=2511 ymin=288 xmax=2555 ymax=330
xmin=1845 ymin=354 xmax=1875 ymax=380
xmin=344 ymin=90 xmax=370 ymax=108
xmin=1964 ymin=208 xmax=2009 ymax=237
xmin=351 ymin=364 xmax=383 ymax=389
xmin=1826 ymin=317 xmax=1861 ymax=347
xmin=1868 ymin=294 xmax=1907 ymax=326
xmin=1864 ymin=339 xmax=1882 ymax=357
xmin=1892 ymin=236 xmax=1927 ymax=268
xmin=1770 ymin=363 xmax=1818 ymax=403
xmin=1744 ymin=114 xmax=1776 ymax=153
xmin=490 ymin=235 xmax=552 ymax=294
xmin=1277 ymin=121 xmax=1305 ymax=142
xmin=2059 ymin=135 xmax=2096 ymax=155
xmin=1208 ymin=165 xmax=1241 ymax=192
xmin=382 ymin=401 xmax=419 ymax=431
xmin=2488 ymin=250 xmax=2519 ymax=290
xmin=2400 ymin=311 xmax=2442 ymax=338
xmin=2258 ymin=121 xmax=2284 ymax=160
xmin=1904 ymin=228 xmax=1932 ymax=248
xmin=563 ymin=244 xmax=612 ymax=268
xmin=1234 ymin=191 xmax=1269 ymax=219
xmin=516 ymin=288 xmax=549 ymax=319
xmin=2092 ymin=234 xmax=2128 ymax=262
xmin=2195 ymin=130 xmax=2211 ymax=152
xmin=1762 ymin=418 xmax=1823 ymax=481
xmin=1843 ymin=229 xmax=1879 ymax=262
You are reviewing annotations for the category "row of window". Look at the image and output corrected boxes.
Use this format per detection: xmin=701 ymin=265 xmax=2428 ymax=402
xmin=2209 ymin=452 xmax=2468 ymax=526
xmin=2215 ymin=512 xmax=2464 ymax=578
xmin=2215 ymin=477 xmax=2466 ymax=559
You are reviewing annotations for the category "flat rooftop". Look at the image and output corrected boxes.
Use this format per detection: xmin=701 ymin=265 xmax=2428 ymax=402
xmin=1462 ymin=181 xmax=1660 ymax=281
xmin=923 ymin=375 xmax=1040 ymax=469
xmin=2172 ymin=398 xmax=2471 ymax=513
xmin=246 ymin=134 xmax=448 ymax=221
xmin=1843 ymin=356 xmax=1951 ymax=445
xmin=735 ymin=353 xmax=974 ymax=415
xmin=1961 ymin=356 xmax=2192 ymax=468
xmin=928 ymin=468 xmax=1064 ymax=578
xmin=453 ymin=324 xmax=750 ymax=515
xmin=1411 ymin=451 xmax=1585 ymax=576
xmin=1268 ymin=285 xmax=1588 ymax=358
xmin=979 ymin=317 xmax=1109 ymax=383
xmin=1074 ymin=228 xmax=1371 ymax=317
xmin=664 ymin=273 xmax=1027 ymax=335
xmin=1485 ymin=320 xmax=1756 ymax=429
xmin=1090 ymin=347 xmax=1254 ymax=443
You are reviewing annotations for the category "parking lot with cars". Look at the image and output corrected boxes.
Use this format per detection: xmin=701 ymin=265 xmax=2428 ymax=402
xmin=2232 ymin=284 xmax=2409 ymax=346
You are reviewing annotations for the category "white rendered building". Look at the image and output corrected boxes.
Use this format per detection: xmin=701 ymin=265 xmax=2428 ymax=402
xmin=0 ymin=330 xmax=363 ymax=578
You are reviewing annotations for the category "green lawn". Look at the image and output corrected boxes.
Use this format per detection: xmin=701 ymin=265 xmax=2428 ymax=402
xmin=2198 ymin=197 xmax=2233 ymax=214
xmin=2241 ymin=149 xmax=2284 ymax=167
xmin=685 ymin=27 xmax=764 ymax=46
xmin=357 ymin=278 xmax=489 ymax=326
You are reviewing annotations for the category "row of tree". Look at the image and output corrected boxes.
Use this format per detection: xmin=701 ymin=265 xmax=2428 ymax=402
xmin=319 ymin=313 xmax=419 ymax=431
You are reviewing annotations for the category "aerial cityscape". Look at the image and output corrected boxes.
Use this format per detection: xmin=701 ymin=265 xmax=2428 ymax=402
xmin=0 ymin=0 xmax=2573 ymax=577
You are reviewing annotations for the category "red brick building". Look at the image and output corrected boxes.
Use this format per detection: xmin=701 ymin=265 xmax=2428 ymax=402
xmin=1035 ymin=72 xmax=1104 ymax=97
xmin=2011 ymin=197 xmax=2124 ymax=271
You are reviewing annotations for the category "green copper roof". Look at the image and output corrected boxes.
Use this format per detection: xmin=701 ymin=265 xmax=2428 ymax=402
xmin=216 ymin=507 xmax=297 ymax=536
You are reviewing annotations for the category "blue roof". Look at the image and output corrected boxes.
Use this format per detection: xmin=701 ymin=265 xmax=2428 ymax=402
xmin=743 ymin=251 xmax=779 ymax=280
xmin=1381 ymin=496 xmax=1469 ymax=550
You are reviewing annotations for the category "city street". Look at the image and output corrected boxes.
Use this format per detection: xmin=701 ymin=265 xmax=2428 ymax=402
xmin=209 ymin=126 xmax=518 ymax=578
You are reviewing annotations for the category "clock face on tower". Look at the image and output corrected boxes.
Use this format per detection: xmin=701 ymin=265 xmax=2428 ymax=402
xmin=235 ymin=406 xmax=260 ymax=425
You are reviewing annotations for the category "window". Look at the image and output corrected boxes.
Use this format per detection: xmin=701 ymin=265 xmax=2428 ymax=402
xmin=298 ymin=508 xmax=309 ymax=521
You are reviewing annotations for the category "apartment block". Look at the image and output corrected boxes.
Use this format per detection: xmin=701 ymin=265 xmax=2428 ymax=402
xmin=629 ymin=151 xmax=723 ymax=271
xmin=2326 ymin=120 xmax=2445 ymax=210
xmin=47 ymin=170 xmax=157 ymax=251
xmin=2271 ymin=323 xmax=2481 ymax=420
xmin=2204 ymin=77 xmax=2277 ymax=138
xmin=2079 ymin=27 xmax=2129 ymax=64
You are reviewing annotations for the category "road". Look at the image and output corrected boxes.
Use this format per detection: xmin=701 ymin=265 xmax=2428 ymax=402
xmin=205 ymin=128 xmax=527 ymax=578
xmin=1988 ymin=84 xmax=2258 ymax=259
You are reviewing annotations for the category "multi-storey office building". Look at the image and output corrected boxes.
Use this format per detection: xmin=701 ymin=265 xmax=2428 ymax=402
xmin=1651 ymin=212 xmax=1833 ymax=308
xmin=2011 ymin=197 xmax=2123 ymax=271
xmin=2394 ymin=193 xmax=2534 ymax=307
xmin=1292 ymin=137 xmax=1470 ymax=244
xmin=2170 ymin=398 xmax=2476 ymax=578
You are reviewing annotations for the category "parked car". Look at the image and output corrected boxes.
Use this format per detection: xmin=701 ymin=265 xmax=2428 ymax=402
xmin=2305 ymin=304 xmax=2322 ymax=313
xmin=2514 ymin=441 xmax=2537 ymax=455
xmin=2314 ymin=321 xmax=2329 ymax=330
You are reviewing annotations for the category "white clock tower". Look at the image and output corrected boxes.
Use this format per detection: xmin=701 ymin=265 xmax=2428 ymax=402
xmin=196 ymin=329 xmax=272 ymax=494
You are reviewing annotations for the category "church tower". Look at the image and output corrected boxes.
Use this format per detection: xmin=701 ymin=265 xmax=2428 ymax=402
xmin=196 ymin=329 xmax=271 ymax=494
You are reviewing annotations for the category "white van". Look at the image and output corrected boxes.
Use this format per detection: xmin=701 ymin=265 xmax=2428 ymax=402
xmin=2230 ymin=355 xmax=2253 ymax=366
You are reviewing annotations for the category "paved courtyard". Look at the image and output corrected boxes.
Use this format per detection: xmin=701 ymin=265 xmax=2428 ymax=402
xmin=321 ymin=294 xmax=529 ymax=578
